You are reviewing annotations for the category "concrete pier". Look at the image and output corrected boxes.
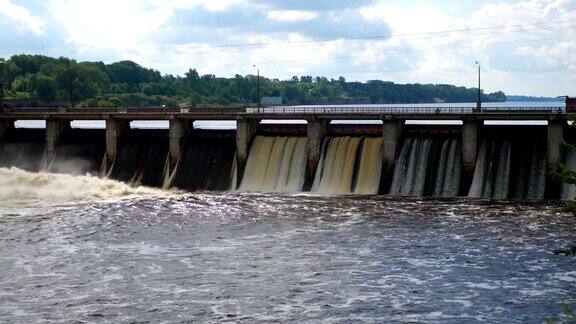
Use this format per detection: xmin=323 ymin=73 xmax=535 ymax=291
xmin=381 ymin=119 xmax=402 ymax=193
xmin=304 ymin=118 xmax=328 ymax=189
xmin=462 ymin=120 xmax=480 ymax=193
xmin=103 ymin=119 xmax=129 ymax=175
xmin=41 ymin=119 xmax=70 ymax=170
xmin=236 ymin=118 xmax=259 ymax=186
xmin=547 ymin=120 xmax=564 ymax=172
xmin=168 ymin=119 xmax=193 ymax=172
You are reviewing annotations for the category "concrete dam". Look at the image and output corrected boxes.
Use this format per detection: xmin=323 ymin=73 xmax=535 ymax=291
xmin=0 ymin=106 xmax=573 ymax=200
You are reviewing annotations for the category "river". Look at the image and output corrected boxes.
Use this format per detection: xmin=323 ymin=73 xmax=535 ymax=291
xmin=0 ymin=168 xmax=574 ymax=322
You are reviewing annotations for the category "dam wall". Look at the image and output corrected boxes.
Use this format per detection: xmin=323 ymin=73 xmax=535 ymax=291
xmin=0 ymin=109 xmax=570 ymax=200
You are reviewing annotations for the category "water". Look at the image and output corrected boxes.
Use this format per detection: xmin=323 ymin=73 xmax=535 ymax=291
xmin=391 ymin=137 xmax=461 ymax=197
xmin=1 ymin=169 xmax=575 ymax=322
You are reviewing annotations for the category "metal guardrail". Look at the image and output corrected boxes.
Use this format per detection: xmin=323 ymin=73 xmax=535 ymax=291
xmin=246 ymin=106 xmax=566 ymax=114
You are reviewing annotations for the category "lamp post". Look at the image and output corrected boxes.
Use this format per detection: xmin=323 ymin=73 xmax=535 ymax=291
xmin=475 ymin=61 xmax=481 ymax=112
xmin=253 ymin=64 xmax=260 ymax=108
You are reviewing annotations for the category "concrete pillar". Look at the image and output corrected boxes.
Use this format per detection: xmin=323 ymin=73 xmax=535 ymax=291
xmin=462 ymin=121 xmax=479 ymax=173
xmin=380 ymin=119 xmax=403 ymax=193
xmin=547 ymin=120 xmax=565 ymax=172
xmin=168 ymin=118 xmax=193 ymax=172
xmin=236 ymin=118 xmax=259 ymax=186
xmin=42 ymin=119 xmax=70 ymax=170
xmin=462 ymin=120 xmax=480 ymax=194
xmin=304 ymin=118 xmax=328 ymax=190
xmin=103 ymin=119 xmax=129 ymax=174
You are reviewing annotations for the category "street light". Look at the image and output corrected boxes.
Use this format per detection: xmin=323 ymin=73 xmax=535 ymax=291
xmin=475 ymin=61 xmax=481 ymax=112
xmin=253 ymin=64 xmax=261 ymax=108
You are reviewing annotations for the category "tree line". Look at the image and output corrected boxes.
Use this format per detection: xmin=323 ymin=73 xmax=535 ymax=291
xmin=0 ymin=54 xmax=506 ymax=108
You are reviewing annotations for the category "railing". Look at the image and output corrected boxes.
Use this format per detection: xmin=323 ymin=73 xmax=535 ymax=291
xmin=2 ymin=107 xmax=245 ymax=114
xmin=246 ymin=106 xmax=566 ymax=115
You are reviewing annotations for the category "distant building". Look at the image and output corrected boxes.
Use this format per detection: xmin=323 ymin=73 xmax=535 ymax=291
xmin=262 ymin=96 xmax=282 ymax=107
xmin=567 ymin=96 xmax=576 ymax=113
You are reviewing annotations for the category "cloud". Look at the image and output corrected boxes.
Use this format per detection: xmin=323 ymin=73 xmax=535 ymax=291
xmin=0 ymin=0 xmax=45 ymax=35
xmin=1 ymin=0 xmax=575 ymax=96
xmin=267 ymin=10 xmax=319 ymax=22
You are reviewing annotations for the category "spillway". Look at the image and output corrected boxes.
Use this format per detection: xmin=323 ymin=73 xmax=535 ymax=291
xmin=49 ymin=129 xmax=105 ymax=175
xmin=353 ymin=138 xmax=384 ymax=195
xmin=240 ymin=136 xmax=308 ymax=192
xmin=108 ymin=130 xmax=168 ymax=187
xmin=468 ymin=138 xmax=546 ymax=200
xmin=312 ymin=137 xmax=383 ymax=195
xmin=170 ymin=134 xmax=236 ymax=191
xmin=390 ymin=137 xmax=461 ymax=197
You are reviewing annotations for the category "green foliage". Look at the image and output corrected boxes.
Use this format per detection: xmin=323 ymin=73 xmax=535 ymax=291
xmin=31 ymin=75 xmax=58 ymax=101
xmin=2 ymin=54 xmax=508 ymax=107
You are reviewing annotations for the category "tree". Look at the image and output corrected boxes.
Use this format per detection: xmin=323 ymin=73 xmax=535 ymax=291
xmin=32 ymin=75 xmax=58 ymax=101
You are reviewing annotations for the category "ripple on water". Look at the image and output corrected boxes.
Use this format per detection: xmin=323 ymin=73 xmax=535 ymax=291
xmin=0 ymin=194 xmax=575 ymax=322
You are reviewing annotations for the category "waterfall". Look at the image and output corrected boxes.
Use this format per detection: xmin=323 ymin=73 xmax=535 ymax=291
xmin=432 ymin=138 xmax=461 ymax=197
xmin=312 ymin=137 xmax=362 ymax=195
xmin=524 ymin=142 xmax=546 ymax=200
xmin=468 ymin=140 xmax=511 ymax=199
xmin=109 ymin=141 xmax=168 ymax=187
xmin=390 ymin=137 xmax=461 ymax=197
xmin=353 ymin=138 xmax=383 ymax=195
xmin=240 ymin=136 xmax=308 ymax=192
xmin=561 ymin=150 xmax=576 ymax=201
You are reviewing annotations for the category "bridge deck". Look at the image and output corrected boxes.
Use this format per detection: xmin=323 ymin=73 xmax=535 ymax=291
xmin=0 ymin=106 xmax=567 ymax=121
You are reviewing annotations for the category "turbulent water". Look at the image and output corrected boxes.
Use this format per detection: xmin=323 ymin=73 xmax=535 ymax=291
xmin=0 ymin=167 xmax=165 ymax=201
xmin=0 ymin=168 xmax=575 ymax=322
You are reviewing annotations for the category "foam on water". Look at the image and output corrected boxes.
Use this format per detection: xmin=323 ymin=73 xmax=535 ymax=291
xmin=0 ymin=167 xmax=167 ymax=201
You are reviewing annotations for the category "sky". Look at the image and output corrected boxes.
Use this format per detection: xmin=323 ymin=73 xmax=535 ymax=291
xmin=0 ymin=0 xmax=575 ymax=96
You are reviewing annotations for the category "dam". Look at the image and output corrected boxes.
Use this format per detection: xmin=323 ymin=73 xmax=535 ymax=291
xmin=0 ymin=105 xmax=572 ymax=200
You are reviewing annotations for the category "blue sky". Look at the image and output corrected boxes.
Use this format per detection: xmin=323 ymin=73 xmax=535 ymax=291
xmin=0 ymin=0 xmax=575 ymax=96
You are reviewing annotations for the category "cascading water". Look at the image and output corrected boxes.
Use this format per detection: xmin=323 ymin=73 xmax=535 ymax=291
xmin=468 ymin=140 xmax=511 ymax=199
xmin=390 ymin=137 xmax=461 ymax=197
xmin=561 ymin=150 xmax=576 ymax=201
xmin=312 ymin=137 xmax=361 ymax=195
xmin=469 ymin=138 xmax=546 ymax=200
xmin=353 ymin=138 xmax=384 ymax=195
xmin=312 ymin=137 xmax=383 ymax=195
xmin=240 ymin=136 xmax=308 ymax=192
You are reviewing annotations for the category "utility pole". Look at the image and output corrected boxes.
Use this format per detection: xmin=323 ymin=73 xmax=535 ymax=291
xmin=253 ymin=64 xmax=260 ymax=108
xmin=475 ymin=61 xmax=481 ymax=112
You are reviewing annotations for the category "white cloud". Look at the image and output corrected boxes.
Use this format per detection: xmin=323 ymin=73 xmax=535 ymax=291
xmin=51 ymin=0 xmax=171 ymax=52
xmin=0 ymin=0 xmax=45 ymax=35
xmin=267 ymin=10 xmax=319 ymax=22
xmin=170 ymin=0 xmax=242 ymax=12
xmin=6 ymin=0 xmax=573 ymax=97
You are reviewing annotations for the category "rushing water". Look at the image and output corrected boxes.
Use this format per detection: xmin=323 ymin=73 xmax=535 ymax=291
xmin=1 ymin=169 xmax=575 ymax=322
